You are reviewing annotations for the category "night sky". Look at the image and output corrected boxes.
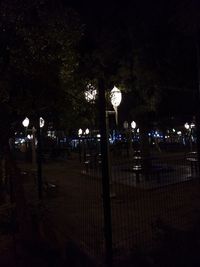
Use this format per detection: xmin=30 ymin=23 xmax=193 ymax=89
xmin=65 ymin=0 xmax=200 ymax=122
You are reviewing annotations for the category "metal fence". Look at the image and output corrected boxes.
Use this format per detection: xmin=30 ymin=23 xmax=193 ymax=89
xmin=80 ymin=147 xmax=200 ymax=263
xmin=7 ymin=142 xmax=200 ymax=266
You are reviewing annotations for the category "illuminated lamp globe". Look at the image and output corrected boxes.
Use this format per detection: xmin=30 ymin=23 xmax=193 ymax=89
xmin=123 ymin=121 xmax=129 ymax=129
xmin=39 ymin=117 xmax=45 ymax=128
xmin=184 ymin=123 xmax=189 ymax=130
xmin=22 ymin=117 xmax=30 ymax=127
xmin=85 ymin=128 xmax=90 ymax=135
xmin=131 ymin=121 xmax=136 ymax=129
xmin=78 ymin=128 xmax=83 ymax=136
xmin=110 ymin=86 xmax=122 ymax=107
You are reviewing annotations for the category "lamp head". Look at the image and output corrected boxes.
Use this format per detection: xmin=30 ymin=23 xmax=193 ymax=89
xmin=131 ymin=121 xmax=136 ymax=129
xmin=22 ymin=117 xmax=29 ymax=128
xmin=40 ymin=117 xmax=45 ymax=128
xmin=110 ymin=86 xmax=122 ymax=107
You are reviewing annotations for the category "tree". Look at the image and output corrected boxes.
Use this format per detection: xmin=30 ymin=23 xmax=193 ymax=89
xmin=0 ymin=0 xmax=83 ymax=148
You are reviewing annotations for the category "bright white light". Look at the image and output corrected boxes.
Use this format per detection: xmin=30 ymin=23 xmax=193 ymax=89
xmin=40 ymin=117 xmax=45 ymax=128
xmin=27 ymin=134 xmax=33 ymax=140
xmin=131 ymin=121 xmax=136 ymax=129
xmin=85 ymin=128 xmax=89 ymax=135
xmin=137 ymin=128 xmax=140 ymax=133
xmin=110 ymin=86 xmax=122 ymax=107
xmin=85 ymin=84 xmax=97 ymax=102
xmin=97 ymin=134 xmax=101 ymax=138
xmin=177 ymin=131 xmax=182 ymax=135
xmin=123 ymin=121 xmax=129 ymax=129
xmin=172 ymin=128 xmax=175 ymax=132
xmin=78 ymin=128 xmax=83 ymax=136
xmin=184 ymin=123 xmax=190 ymax=130
xmin=191 ymin=122 xmax=195 ymax=128
xmin=22 ymin=117 xmax=29 ymax=127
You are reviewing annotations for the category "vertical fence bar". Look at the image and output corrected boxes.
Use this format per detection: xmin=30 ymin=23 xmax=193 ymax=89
xmin=98 ymin=78 xmax=113 ymax=266
xmin=37 ymin=116 xmax=43 ymax=199
xmin=196 ymin=37 xmax=200 ymax=178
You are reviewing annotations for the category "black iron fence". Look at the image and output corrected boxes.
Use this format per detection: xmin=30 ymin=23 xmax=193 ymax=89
xmin=6 ymin=142 xmax=200 ymax=266
xmin=80 ymin=147 xmax=200 ymax=263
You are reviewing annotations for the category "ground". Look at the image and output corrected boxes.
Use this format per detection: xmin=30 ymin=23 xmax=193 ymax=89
xmin=1 ymin=151 xmax=200 ymax=266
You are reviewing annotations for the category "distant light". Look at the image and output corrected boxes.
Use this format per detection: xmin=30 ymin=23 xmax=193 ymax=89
xmin=78 ymin=128 xmax=83 ymax=136
xmin=97 ymin=134 xmax=101 ymax=138
xmin=172 ymin=128 xmax=175 ymax=132
xmin=137 ymin=128 xmax=140 ymax=133
xmin=123 ymin=121 xmax=129 ymax=129
xmin=40 ymin=117 xmax=45 ymax=128
xmin=177 ymin=131 xmax=182 ymax=135
xmin=131 ymin=121 xmax=136 ymax=129
xmin=85 ymin=128 xmax=89 ymax=135
xmin=27 ymin=134 xmax=33 ymax=140
xmin=191 ymin=122 xmax=195 ymax=128
xmin=85 ymin=84 xmax=97 ymax=102
xmin=22 ymin=117 xmax=29 ymax=127
xmin=184 ymin=123 xmax=189 ymax=130
xmin=110 ymin=86 xmax=122 ymax=107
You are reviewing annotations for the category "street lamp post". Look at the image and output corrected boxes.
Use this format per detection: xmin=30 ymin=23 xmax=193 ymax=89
xmin=123 ymin=121 xmax=130 ymax=157
xmin=184 ymin=122 xmax=195 ymax=151
xmin=37 ymin=116 xmax=45 ymax=200
xmin=123 ymin=120 xmax=136 ymax=158
xmin=98 ymin=79 xmax=113 ymax=265
xmin=83 ymin=128 xmax=90 ymax=162
xmin=22 ymin=116 xmax=45 ymax=199
xmin=78 ymin=128 xmax=83 ymax=162
xmin=110 ymin=86 xmax=122 ymax=125
xmin=31 ymin=127 xmax=36 ymax=166
xmin=22 ymin=117 xmax=30 ymax=160
xmin=86 ymin=82 xmax=122 ymax=265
